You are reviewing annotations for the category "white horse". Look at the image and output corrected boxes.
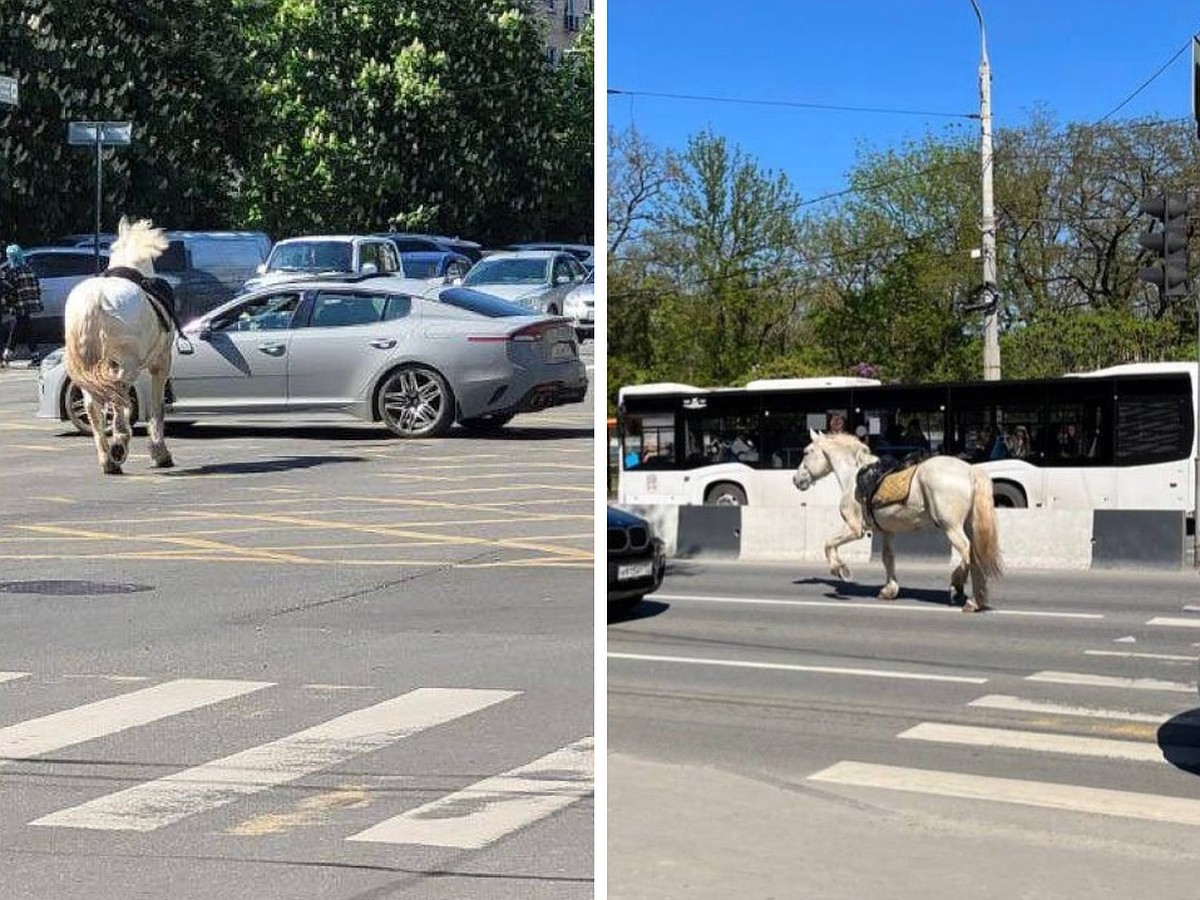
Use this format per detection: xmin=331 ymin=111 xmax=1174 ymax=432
xmin=791 ymin=430 xmax=1002 ymax=612
xmin=63 ymin=217 xmax=175 ymax=475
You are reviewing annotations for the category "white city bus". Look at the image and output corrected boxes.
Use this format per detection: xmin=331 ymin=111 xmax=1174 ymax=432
xmin=616 ymin=362 xmax=1198 ymax=522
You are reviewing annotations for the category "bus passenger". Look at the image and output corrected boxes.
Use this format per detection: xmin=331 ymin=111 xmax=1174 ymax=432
xmin=1007 ymin=425 xmax=1032 ymax=459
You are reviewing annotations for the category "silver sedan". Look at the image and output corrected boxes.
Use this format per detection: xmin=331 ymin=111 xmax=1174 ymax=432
xmin=36 ymin=275 xmax=587 ymax=437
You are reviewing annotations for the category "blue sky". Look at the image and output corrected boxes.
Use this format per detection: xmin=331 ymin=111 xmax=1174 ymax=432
xmin=607 ymin=2 xmax=1200 ymax=202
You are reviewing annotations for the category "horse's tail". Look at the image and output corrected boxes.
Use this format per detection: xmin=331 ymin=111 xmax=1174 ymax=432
xmin=63 ymin=282 xmax=127 ymax=408
xmin=969 ymin=467 xmax=1004 ymax=579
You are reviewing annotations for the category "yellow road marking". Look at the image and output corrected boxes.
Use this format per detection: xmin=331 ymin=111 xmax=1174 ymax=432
xmin=170 ymin=510 xmax=592 ymax=560
xmin=18 ymin=524 xmax=318 ymax=565
xmin=226 ymin=786 xmax=371 ymax=836
xmin=32 ymin=496 xmax=75 ymax=504
xmin=371 ymin=482 xmax=593 ymax=496
xmin=9 ymin=444 xmax=68 ymax=452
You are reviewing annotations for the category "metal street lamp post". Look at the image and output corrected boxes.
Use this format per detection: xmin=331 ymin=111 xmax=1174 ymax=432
xmin=969 ymin=0 xmax=1000 ymax=381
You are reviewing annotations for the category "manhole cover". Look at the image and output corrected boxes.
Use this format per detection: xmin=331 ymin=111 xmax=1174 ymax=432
xmin=0 ymin=581 xmax=153 ymax=596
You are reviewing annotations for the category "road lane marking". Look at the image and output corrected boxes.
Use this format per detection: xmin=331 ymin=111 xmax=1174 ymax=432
xmin=1084 ymin=650 xmax=1193 ymax=662
xmin=32 ymin=688 xmax=518 ymax=832
xmin=347 ymin=737 xmax=594 ymax=848
xmin=898 ymin=722 xmax=1179 ymax=763
xmin=809 ymin=761 xmax=1200 ymax=826
xmin=1026 ymin=670 xmax=1194 ymax=693
xmin=0 ymin=672 xmax=30 ymax=684
xmin=655 ymin=594 xmax=1103 ymax=620
xmin=1146 ymin=617 xmax=1200 ymax=629
xmin=607 ymin=652 xmax=987 ymax=684
xmin=967 ymin=694 xmax=1189 ymax=725
xmin=0 ymin=679 xmax=271 ymax=761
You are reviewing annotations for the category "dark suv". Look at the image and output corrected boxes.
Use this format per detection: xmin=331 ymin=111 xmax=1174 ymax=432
xmin=607 ymin=506 xmax=665 ymax=613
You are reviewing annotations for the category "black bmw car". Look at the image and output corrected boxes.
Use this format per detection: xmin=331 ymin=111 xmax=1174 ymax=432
xmin=607 ymin=506 xmax=666 ymax=613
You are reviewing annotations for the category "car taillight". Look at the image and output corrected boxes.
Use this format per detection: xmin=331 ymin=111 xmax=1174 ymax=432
xmin=507 ymin=323 xmax=547 ymax=342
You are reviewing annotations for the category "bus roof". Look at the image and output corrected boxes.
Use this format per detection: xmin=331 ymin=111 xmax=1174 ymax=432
xmin=620 ymin=361 xmax=1196 ymax=399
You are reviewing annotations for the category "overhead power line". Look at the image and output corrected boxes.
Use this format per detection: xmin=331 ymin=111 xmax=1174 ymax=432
xmin=1096 ymin=37 xmax=1195 ymax=123
xmin=606 ymin=88 xmax=977 ymax=121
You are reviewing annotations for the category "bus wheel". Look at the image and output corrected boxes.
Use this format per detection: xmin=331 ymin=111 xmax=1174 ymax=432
xmin=991 ymin=481 xmax=1027 ymax=508
xmin=705 ymin=483 xmax=747 ymax=506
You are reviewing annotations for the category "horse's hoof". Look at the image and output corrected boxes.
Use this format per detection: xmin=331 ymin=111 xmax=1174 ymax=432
xmin=110 ymin=444 xmax=128 ymax=465
xmin=152 ymin=455 xmax=174 ymax=469
xmin=833 ymin=565 xmax=853 ymax=582
xmin=961 ymin=597 xmax=988 ymax=613
xmin=878 ymin=584 xmax=899 ymax=601
xmin=102 ymin=460 xmax=123 ymax=475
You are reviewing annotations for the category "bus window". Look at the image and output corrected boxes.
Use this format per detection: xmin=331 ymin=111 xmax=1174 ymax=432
xmin=684 ymin=414 xmax=760 ymax=466
xmin=622 ymin=413 xmax=676 ymax=469
xmin=1046 ymin=402 xmax=1109 ymax=464
xmin=761 ymin=411 xmax=811 ymax=469
xmin=859 ymin=408 xmax=944 ymax=457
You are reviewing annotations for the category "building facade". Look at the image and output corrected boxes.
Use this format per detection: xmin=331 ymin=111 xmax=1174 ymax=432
xmin=538 ymin=0 xmax=592 ymax=63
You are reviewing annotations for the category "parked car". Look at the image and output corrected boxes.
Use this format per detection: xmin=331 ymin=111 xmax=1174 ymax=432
xmin=22 ymin=247 xmax=110 ymax=345
xmin=376 ymin=232 xmax=485 ymax=263
xmin=459 ymin=250 xmax=588 ymax=315
xmin=399 ymin=250 xmax=473 ymax=285
xmin=607 ymin=506 xmax=666 ymax=613
xmin=56 ymin=231 xmax=272 ymax=323
xmin=563 ymin=268 xmax=594 ymax=341
xmin=36 ymin=275 xmax=587 ymax=438
xmin=504 ymin=242 xmax=594 ymax=270
xmin=241 ymin=235 xmax=402 ymax=293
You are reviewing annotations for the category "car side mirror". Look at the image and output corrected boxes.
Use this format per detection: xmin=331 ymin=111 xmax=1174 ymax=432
xmin=255 ymin=263 xmax=266 ymax=275
xmin=360 ymin=262 xmax=379 ymax=276
xmin=452 ymin=277 xmax=463 ymax=286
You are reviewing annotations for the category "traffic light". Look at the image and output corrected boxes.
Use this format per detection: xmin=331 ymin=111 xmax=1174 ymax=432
xmin=1138 ymin=192 xmax=1190 ymax=299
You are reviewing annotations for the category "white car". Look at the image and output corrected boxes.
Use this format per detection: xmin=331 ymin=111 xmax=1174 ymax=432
xmin=563 ymin=269 xmax=594 ymax=341
xmin=242 ymin=235 xmax=403 ymax=292
xmin=459 ymin=250 xmax=587 ymax=315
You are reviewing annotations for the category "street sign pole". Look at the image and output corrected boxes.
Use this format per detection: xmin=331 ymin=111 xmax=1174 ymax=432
xmin=94 ymin=129 xmax=103 ymax=273
xmin=67 ymin=122 xmax=133 ymax=274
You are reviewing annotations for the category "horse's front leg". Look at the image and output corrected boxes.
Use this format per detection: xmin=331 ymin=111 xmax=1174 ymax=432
xmin=146 ymin=368 xmax=173 ymax=468
xmin=878 ymin=531 xmax=899 ymax=600
xmin=826 ymin=495 xmax=867 ymax=582
xmin=84 ymin=394 xmax=118 ymax=475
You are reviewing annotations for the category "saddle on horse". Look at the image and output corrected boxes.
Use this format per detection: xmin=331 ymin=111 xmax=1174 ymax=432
xmin=855 ymin=451 xmax=932 ymax=529
xmin=104 ymin=267 xmax=193 ymax=353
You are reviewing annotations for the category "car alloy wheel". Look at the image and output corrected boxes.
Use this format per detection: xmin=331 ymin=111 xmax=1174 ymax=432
xmin=65 ymin=381 xmax=134 ymax=436
xmin=378 ymin=366 xmax=454 ymax=437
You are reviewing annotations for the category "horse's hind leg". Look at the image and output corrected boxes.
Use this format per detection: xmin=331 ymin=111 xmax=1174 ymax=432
xmin=878 ymin=531 xmax=899 ymax=600
xmin=147 ymin=367 xmax=173 ymax=468
xmin=84 ymin=395 xmax=119 ymax=475
xmin=945 ymin=524 xmax=971 ymax=607
xmin=109 ymin=397 xmax=132 ymax=470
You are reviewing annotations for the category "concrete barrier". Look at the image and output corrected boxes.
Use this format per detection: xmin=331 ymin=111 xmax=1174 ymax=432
xmin=614 ymin=503 xmax=1184 ymax=570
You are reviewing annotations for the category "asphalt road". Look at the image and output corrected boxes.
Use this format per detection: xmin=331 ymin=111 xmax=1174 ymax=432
xmin=609 ymin=558 xmax=1200 ymax=900
xmin=0 ymin=341 xmax=594 ymax=900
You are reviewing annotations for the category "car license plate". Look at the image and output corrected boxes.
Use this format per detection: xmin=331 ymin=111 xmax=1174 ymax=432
xmin=550 ymin=342 xmax=575 ymax=361
xmin=618 ymin=560 xmax=653 ymax=580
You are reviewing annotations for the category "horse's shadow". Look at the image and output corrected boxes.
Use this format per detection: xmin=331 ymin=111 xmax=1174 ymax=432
xmin=162 ymin=454 xmax=366 ymax=477
xmin=793 ymin=575 xmax=956 ymax=607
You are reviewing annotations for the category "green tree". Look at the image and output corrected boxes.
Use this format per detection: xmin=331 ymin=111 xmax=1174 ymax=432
xmin=0 ymin=0 xmax=258 ymax=243
xmin=236 ymin=0 xmax=588 ymax=243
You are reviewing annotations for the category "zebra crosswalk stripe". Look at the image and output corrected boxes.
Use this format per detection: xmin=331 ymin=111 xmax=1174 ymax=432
xmin=897 ymin=722 xmax=1183 ymax=763
xmin=31 ymin=687 xmax=518 ymax=832
xmin=809 ymin=761 xmax=1200 ymax=826
xmin=347 ymin=736 xmax=594 ymax=849
xmin=0 ymin=679 xmax=271 ymax=761
xmin=1026 ymin=670 xmax=1194 ymax=693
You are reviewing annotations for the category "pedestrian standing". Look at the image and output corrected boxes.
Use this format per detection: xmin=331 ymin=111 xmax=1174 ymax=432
xmin=0 ymin=245 xmax=43 ymax=366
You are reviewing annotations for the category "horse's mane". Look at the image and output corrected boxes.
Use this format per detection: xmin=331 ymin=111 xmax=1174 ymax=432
xmin=109 ymin=216 xmax=168 ymax=273
xmin=816 ymin=430 xmax=878 ymax=463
